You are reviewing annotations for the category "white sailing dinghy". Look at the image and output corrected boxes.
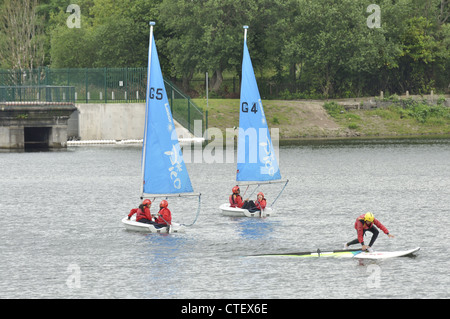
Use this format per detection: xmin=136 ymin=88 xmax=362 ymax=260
xmin=220 ymin=26 xmax=288 ymax=218
xmin=122 ymin=22 xmax=201 ymax=233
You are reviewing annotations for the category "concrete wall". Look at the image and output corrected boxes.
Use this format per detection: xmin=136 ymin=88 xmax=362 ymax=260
xmin=75 ymin=103 xmax=145 ymax=140
xmin=72 ymin=103 xmax=195 ymax=141
xmin=0 ymin=126 xmax=23 ymax=148
xmin=48 ymin=125 xmax=70 ymax=148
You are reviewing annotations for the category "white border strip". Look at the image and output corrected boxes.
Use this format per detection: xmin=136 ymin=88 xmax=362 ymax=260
xmin=67 ymin=138 xmax=204 ymax=146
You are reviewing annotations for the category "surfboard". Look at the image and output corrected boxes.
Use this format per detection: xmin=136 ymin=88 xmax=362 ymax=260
xmin=353 ymin=247 xmax=420 ymax=260
xmin=251 ymin=247 xmax=420 ymax=260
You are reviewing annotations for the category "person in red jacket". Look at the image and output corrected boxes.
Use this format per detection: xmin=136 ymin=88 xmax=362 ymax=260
xmin=243 ymin=192 xmax=267 ymax=212
xmin=344 ymin=212 xmax=394 ymax=251
xmin=229 ymin=185 xmax=244 ymax=208
xmin=254 ymin=192 xmax=267 ymax=211
xmin=128 ymin=199 xmax=152 ymax=224
xmin=154 ymin=200 xmax=172 ymax=226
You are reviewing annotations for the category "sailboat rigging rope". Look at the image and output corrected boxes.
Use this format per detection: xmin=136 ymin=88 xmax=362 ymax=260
xmin=247 ymin=184 xmax=258 ymax=199
xmin=270 ymin=179 xmax=289 ymax=207
xmin=154 ymin=194 xmax=201 ymax=228
xmin=182 ymin=193 xmax=201 ymax=227
xmin=141 ymin=193 xmax=201 ymax=230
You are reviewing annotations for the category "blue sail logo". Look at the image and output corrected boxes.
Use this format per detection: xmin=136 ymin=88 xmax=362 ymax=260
xmin=164 ymin=103 xmax=174 ymax=131
xmin=164 ymin=144 xmax=184 ymax=189
xmin=259 ymin=134 xmax=277 ymax=176
xmin=258 ymin=100 xmax=266 ymax=125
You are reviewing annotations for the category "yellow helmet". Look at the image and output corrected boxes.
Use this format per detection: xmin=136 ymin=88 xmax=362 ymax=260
xmin=364 ymin=212 xmax=375 ymax=223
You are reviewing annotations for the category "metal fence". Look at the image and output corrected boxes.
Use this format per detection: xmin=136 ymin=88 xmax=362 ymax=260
xmin=0 ymin=85 xmax=75 ymax=104
xmin=0 ymin=67 xmax=204 ymax=136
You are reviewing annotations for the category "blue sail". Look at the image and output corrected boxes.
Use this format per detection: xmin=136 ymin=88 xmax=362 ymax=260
xmin=141 ymin=29 xmax=193 ymax=196
xmin=236 ymin=31 xmax=281 ymax=182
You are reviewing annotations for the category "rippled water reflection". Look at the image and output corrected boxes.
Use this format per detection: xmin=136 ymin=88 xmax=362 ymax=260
xmin=1 ymin=138 xmax=449 ymax=298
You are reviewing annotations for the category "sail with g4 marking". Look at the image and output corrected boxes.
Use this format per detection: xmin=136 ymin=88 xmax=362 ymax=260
xmin=219 ymin=26 xmax=287 ymax=218
xmin=141 ymin=22 xmax=193 ymax=196
xmin=237 ymin=26 xmax=281 ymax=182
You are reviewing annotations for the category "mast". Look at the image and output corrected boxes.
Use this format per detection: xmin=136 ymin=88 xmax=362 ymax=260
xmin=243 ymin=25 xmax=248 ymax=42
xmin=140 ymin=21 xmax=155 ymax=199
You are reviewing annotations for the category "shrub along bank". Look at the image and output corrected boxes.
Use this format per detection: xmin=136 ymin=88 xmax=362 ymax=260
xmin=323 ymin=97 xmax=450 ymax=138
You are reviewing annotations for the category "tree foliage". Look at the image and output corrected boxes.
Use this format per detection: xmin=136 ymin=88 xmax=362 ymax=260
xmin=0 ymin=0 xmax=45 ymax=70
xmin=0 ymin=0 xmax=448 ymax=97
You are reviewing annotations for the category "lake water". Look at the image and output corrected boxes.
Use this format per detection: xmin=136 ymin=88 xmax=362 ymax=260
xmin=1 ymin=138 xmax=449 ymax=300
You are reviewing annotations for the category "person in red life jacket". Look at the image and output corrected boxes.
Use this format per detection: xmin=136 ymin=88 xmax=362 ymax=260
xmin=344 ymin=212 xmax=394 ymax=251
xmin=254 ymin=192 xmax=266 ymax=210
xmin=229 ymin=185 xmax=244 ymax=208
xmin=128 ymin=199 xmax=152 ymax=224
xmin=242 ymin=192 xmax=267 ymax=212
xmin=153 ymin=200 xmax=172 ymax=227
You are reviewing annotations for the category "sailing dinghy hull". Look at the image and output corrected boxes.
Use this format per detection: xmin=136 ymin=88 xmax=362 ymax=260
xmin=121 ymin=217 xmax=185 ymax=233
xmin=219 ymin=203 xmax=274 ymax=217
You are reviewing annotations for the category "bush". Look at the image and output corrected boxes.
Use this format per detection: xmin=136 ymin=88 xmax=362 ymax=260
xmin=323 ymin=102 xmax=345 ymax=118
xmin=348 ymin=123 xmax=359 ymax=130
xmin=393 ymin=99 xmax=450 ymax=124
xmin=272 ymin=116 xmax=280 ymax=124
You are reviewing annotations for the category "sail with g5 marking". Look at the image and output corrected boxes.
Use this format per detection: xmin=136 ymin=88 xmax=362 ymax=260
xmin=141 ymin=22 xmax=193 ymax=196
xmin=122 ymin=22 xmax=200 ymax=233
xmin=237 ymin=26 xmax=281 ymax=182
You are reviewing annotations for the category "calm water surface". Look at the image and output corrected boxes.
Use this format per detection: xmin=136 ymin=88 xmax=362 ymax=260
xmin=0 ymin=138 xmax=449 ymax=299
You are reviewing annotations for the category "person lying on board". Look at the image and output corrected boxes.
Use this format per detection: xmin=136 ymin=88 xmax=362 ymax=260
xmin=128 ymin=199 xmax=153 ymax=224
xmin=242 ymin=192 xmax=267 ymax=212
xmin=344 ymin=212 xmax=394 ymax=252
xmin=229 ymin=185 xmax=244 ymax=208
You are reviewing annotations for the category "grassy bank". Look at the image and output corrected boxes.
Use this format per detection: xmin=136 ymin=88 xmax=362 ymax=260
xmin=192 ymin=97 xmax=450 ymax=140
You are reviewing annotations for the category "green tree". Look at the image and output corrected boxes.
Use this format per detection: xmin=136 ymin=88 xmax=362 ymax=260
xmin=49 ymin=0 xmax=160 ymax=68
xmin=0 ymin=0 xmax=45 ymax=70
xmin=48 ymin=0 xmax=96 ymax=68
xmin=399 ymin=16 xmax=439 ymax=92
xmin=50 ymin=24 xmax=96 ymax=68
xmin=289 ymin=0 xmax=391 ymax=97
xmin=92 ymin=17 xmax=146 ymax=67
xmin=158 ymin=0 xmax=284 ymax=92
xmin=90 ymin=0 xmax=161 ymax=67
xmin=1 ymin=0 xmax=448 ymax=96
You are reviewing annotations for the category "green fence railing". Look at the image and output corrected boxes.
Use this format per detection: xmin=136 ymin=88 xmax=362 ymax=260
xmin=0 ymin=67 xmax=204 ymax=136
xmin=0 ymin=86 xmax=75 ymax=103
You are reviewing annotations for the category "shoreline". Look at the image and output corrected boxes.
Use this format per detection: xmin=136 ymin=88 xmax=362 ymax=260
xmin=67 ymin=133 xmax=450 ymax=147
xmin=279 ymin=133 xmax=450 ymax=145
